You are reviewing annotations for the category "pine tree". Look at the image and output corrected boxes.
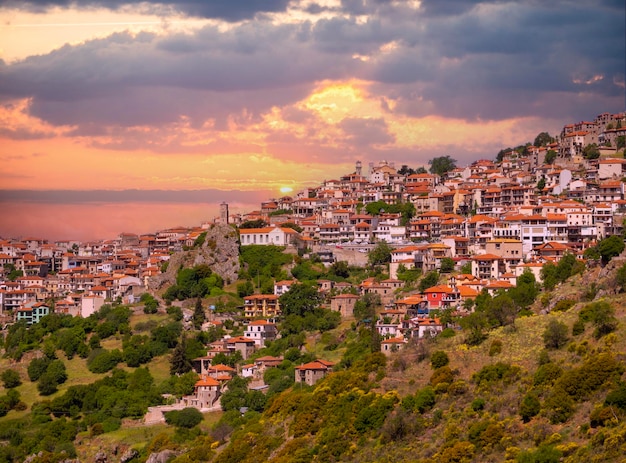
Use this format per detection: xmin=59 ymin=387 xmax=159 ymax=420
xmin=170 ymin=334 xmax=192 ymax=375
xmin=193 ymin=297 xmax=205 ymax=330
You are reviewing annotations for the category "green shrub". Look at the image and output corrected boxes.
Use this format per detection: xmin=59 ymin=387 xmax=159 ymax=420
xmin=555 ymin=353 xmax=623 ymax=401
xmin=417 ymin=387 xmax=436 ymax=413
xmin=543 ymin=388 xmax=575 ymax=424
xmin=473 ymin=362 xmax=520 ymax=387
xmin=542 ymin=319 xmax=569 ymax=349
xmin=605 ymin=382 xmax=626 ymax=411
xmin=27 ymin=357 xmax=51 ymax=382
xmin=430 ymin=366 xmax=455 ymax=387
xmin=1 ymin=369 xmax=21 ymax=389
xmin=87 ymin=348 xmax=123 ymax=373
xmin=589 ymin=405 xmax=617 ymax=428
xmin=552 ymin=299 xmax=575 ymax=312
xmin=471 ymin=398 xmax=485 ymax=412
xmin=516 ymin=444 xmax=562 ymax=463
xmin=431 ymin=351 xmax=450 ymax=369
xmin=572 ymin=319 xmax=585 ymax=336
xmin=440 ymin=328 xmax=456 ymax=338
xmin=533 ymin=363 xmax=562 ymax=387
xmin=520 ymin=392 xmax=541 ymax=422
xmin=489 ymin=339 xmax=502 ymax=356
xmin=165 ymin=408 xmax=204 ymax=428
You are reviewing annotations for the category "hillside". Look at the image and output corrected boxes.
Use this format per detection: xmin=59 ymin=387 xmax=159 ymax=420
xmin=1 ymin=248 xmax=626 ymax=463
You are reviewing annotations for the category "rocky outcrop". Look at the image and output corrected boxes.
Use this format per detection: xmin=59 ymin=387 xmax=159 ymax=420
xmin=150 ymin=224 xmax=240 ymax=290
xmin=146 ymin=450 xmax=178 ymax=463
xmin=120 ymin=448 xmax=139 ymax=463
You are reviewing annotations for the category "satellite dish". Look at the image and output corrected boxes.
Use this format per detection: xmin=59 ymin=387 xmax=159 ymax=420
xmin=559 ymin=169 xmax=572 ymax=189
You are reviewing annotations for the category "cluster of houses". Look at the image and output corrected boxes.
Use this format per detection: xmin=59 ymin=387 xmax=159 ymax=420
xmin=2 ymin=111 xmax=626 ymax=409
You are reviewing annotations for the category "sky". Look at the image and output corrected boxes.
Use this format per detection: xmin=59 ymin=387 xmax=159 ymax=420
xmin=0 ymin=0 xmax=624 ymax=241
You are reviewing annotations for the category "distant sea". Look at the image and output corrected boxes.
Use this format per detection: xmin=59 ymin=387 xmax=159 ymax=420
xmin=0 ymin=189 xmax=266 ymax=241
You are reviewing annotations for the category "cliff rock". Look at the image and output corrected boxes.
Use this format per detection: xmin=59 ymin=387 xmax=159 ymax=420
xmin=149 ymin=224 xmax=240 ymax=290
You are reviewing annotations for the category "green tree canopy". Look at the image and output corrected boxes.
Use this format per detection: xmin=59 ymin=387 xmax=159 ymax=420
xmin=582 ymin=143 xmax=600 ymax=160
xmin=534 ymin=131 xmax=554 ymax=147
xmin=428 ymin=155 xmax=457 ymax=176
xmin=239 ymin=219 xmax=268 ymax=229
xmin=279 ymin=283 xmax=323 ymax=317
xmin=597 ymin=235 xmax=625 ymax=265
xmin=544 ymin=149 xmax=557 ymax=164
xmin=543 ymin=319 xmax=569 ymax=349
xmin=368 ymin=242 xmax=393 ymax=266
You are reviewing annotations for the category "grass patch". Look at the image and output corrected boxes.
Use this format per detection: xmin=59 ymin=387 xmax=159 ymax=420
xmin=130 ymin=312 xmax=169 ymax=329
xmin=147 ymin=354 xmax=174 ymax=385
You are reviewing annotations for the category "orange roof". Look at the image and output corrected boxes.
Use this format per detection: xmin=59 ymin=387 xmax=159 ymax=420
xmin=424 ymin=285 xmax=453 ymax=294
xmin=296 ymin=359 xmax=334 ymax=370
xmin=195 ymin=376 xmax=220 ymax=387
xmin=471 ymin=253 xmax=502 ymax=260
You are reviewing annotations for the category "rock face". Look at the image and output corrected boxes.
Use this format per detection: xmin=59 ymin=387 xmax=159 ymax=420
xmin=146 ymin=450 xmax=178 ymax=463
xmin=150 ymin=224 xmax=240 ymax=290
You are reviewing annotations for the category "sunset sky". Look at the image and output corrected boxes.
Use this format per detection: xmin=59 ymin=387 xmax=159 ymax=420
xmin=0 ymin=0 xmax=624 ymax=240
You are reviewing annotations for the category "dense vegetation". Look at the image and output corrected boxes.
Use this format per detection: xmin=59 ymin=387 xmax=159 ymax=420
xmin=2 ymin=244 xmax=626 ymax=463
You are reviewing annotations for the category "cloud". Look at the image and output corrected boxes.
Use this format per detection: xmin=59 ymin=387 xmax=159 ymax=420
xmin=1 ymin=0 xmax=291 ymax=21
xmin=0 ymin=0 xmax=622 ymax=146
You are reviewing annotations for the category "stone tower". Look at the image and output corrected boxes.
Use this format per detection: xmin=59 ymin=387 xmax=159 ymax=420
xmin=356 ymin=160 xmax=362 ymax=176
xmin=220 ymin=202 xmax=229 ymax=224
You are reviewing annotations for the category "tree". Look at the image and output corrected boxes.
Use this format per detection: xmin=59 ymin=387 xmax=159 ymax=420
xmin=239 ymin=219 xmax=268 ymax=229
xmin=170 ymin=334 xmax=192 ymax=375
xmin=237 ymin=280 xmax=254 ymax=297
xmin=368 ymin=242 xmax=392 ymax=266
xmin=164 ymin=407 xmax=204 ymax=428
xmin=192 ymin=297 xmax=205 ymax=330
xmin=37 ymin=372 xmax=60 ymax=395
xmin=460 ymin=311 xmax=489 ymax=346
xmin=534 ymin=132 xmax=553 ymax=147
xmin=330 ymin=261 xmax=350 ymax=278
xmin=536 ymin=176 xmax=546 ymax=192
xmin=398 ymin=165 xmax=415 ymax=176
xmin=597 ymin=235 xmax=625 ymax=265
xmin=353 ymin=293 xmax=380 ymax=322
xmin=1 ymin=369 xmax=21 ymax=389
xmin=544 ymin=149 xmax=557 ymax=164
xmin=582 ymin=143 xmax=600 ymax=160
xmin=440 ymin=257 xmax=455 ymax=273
xmin=585 ymin=301 xmax=618 ymax=339
xmin=519 ymin=392 xmax=541 ymax=423
xmin=279 ymin=283 xmax=322 ymax=317
xmin=430 ymin=351 xmax=449 ymax=369
xmin=28 ymin=357 xmax=51 ymax=382
xmin=540 ymin=261 xmax=558 ymax=290
xmin=428 ymin=156 xmax=457 ymax=176
xmin=485 ymin=294 xmax=517 ymax=327
xmin=281 ymin=222 xmax=303 ymax=233
xmin=542 ymin=319 xmax=569 ymax=349
xmin=418 ymin=271 xmax=439 ymax=292
xmin=617 ymin=135 xmax=626 ymax=151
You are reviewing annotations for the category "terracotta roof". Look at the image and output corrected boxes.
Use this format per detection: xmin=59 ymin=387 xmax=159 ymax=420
xmin=195 ymin=376 xmax=220 ymax=387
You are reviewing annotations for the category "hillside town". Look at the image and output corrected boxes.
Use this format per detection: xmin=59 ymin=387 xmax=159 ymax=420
xmin=1 ymin=111 xmax=626 ymax=411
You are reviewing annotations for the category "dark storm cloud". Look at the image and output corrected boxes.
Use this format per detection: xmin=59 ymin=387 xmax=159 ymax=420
xmin=1 ymin=0 xmax=290 ymax=21
xmin=0 ymin=0 xmax=623 ymax=135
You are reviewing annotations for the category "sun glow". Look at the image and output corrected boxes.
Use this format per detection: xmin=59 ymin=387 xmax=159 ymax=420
xmin=279 ymin=186 xmax=294 ymax=194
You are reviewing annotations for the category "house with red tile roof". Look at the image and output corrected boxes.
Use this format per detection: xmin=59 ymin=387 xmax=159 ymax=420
xmin=182 ymin=375 xmax=221 ymax=409
xmin=381 ymin=337 xmax=407 ymax=355
xmin=295 ymin=359 xmax=334 ymax=386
